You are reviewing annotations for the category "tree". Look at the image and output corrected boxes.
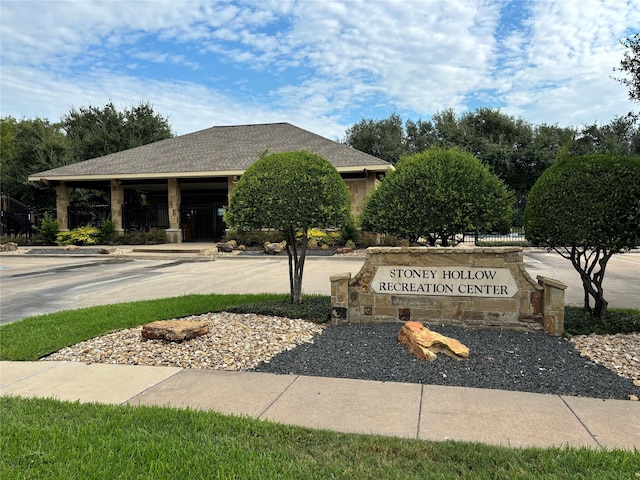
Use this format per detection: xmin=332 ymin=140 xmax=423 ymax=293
xmin=62 ymin=101 xmax=173 ymax=162
xmin=225 ymin=151 xmax=351 ymax=304
xmin=0 ymin=117 xmax=71 ymax=208
xmin=361 ymin=147 xmax=514 ymax=246
xmin=61 ymin=101 xmax=173 ymax=206
xmin=524 ymin=154 xmax=640 ymax=319
xmin=344 ymin=109 xmax=574 ymax=223
xmin=613 ymin=33 xmax=640 ymax=120
xmin=343 ymin=114 xmax=405 ymax=164
xmin=569 ymin=117 xmax=640 ymax=157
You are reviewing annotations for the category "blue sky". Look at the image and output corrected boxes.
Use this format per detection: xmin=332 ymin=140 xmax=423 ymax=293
xmin=1 ymin=0 xmax=638 ymax=140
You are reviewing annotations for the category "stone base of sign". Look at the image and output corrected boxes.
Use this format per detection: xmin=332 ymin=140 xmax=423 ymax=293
xmin=330 ymin=247 xmax=567 ymax=335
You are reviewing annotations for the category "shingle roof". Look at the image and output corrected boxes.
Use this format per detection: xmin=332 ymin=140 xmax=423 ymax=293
xmin=30 ymin=122 xmax=391 ymax=181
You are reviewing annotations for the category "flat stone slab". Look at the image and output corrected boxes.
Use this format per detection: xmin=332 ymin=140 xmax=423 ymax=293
xmin=142 ymin=320 xmax=209 ymax=341
xmin=0 ymin=360 xmax=63 ymax=387
xmin=1 ymin=361 xmax=181 ymax=404
xmin=261 ymin=376 xmax=422 ymax=438
xmin=128 ymin=370 xmax=297 ymax=417
xmin=418 ymin=385 xmax=598 ymax=448
xmin=561 ymin=396 xmax=640 ymax=451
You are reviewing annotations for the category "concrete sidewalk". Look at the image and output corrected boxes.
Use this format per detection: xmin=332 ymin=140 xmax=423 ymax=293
xmin=1 ymin=361 xmax=638 ymax=451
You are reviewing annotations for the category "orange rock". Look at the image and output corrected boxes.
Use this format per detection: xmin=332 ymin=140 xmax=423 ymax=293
xmin=398 ymin=321 xmax=469 ymax=361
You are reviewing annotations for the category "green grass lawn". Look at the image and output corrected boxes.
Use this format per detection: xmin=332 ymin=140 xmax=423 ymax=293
xmin=1 ymin=294 xmax=639 ymax=478
xmin=1 ymin=396 xmax=638 ymax=480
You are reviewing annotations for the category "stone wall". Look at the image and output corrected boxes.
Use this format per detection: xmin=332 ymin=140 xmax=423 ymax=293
xmin=331 ymin=247 xmax=567 ymax=334
xmin=344 ymin=176 xmax=378 ymax=217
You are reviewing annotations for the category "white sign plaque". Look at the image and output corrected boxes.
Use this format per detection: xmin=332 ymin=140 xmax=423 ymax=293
xmin=371 ymin=266 xmax=518 ymax=297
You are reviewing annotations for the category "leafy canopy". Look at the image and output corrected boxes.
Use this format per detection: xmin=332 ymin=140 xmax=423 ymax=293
xmin=361 ymin=146 xmax=514 ymax=245
xmin=226 ymin=151 xmax=350 ymax=232
xmin=525 ymin=154 xmax=640 ymax=251
xmin=525 ymin=154 xmax=640 ymax=318
xmin=225 ymin=151 xmax=351 ymax=304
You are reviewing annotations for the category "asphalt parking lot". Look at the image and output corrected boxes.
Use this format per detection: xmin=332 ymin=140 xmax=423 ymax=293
xmin=0 ymin=250 xmax=638 ymax=325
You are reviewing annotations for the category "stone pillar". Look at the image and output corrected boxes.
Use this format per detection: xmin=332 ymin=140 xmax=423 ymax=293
xmin=55 ymin=182 xmax=70 ymax=231
xmin=537 ymin=276 xmax=567 ymax=335
xmin=227 ymin=176 xmax=236 ymax=204
xmin=110 ymin=180 xmax=125 ymax=235
xmin=330 ymin=272 xmax=351 ymax=325
xmin=166 ymin=178 xmax=182 ymax=243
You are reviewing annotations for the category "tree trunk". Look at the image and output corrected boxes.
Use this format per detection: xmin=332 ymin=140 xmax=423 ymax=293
xmin=561 ymin=246 xmax=613 ymax=320
xmin=284 ymin=227 xmax=307 ymax=304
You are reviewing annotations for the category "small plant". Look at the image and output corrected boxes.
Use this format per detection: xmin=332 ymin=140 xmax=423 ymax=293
xmin=223 ymin=229 xmax=285 ymax=247
xmin=38 ymin=213 xmax=59 ymax=244
xmin=297 ymin=228 xmax=341 ymax=247
xmin=56 ymin=225 xmax=101 ymax=246
xmin=226 ymin=295 xmax=331 ymax=323
xmin=109 ymin=228 xmax=167 ymax=245
xmin=564 ymin=306 xmax=640 ymax=335
xmin=97 ymin=218 xmax=116 ymax=244
xmin=340 ymin=218 xmax=359 ymax=245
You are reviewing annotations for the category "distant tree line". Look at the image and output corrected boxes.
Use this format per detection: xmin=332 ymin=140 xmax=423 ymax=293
xmin=343 ymin=109 xmax=640 ymax=221
xmin=0 ymin=102 xmax=172 ymax=209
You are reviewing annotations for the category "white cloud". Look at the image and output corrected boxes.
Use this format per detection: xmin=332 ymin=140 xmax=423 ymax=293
xmin=1 ymin=0 xmax=638 ymax=140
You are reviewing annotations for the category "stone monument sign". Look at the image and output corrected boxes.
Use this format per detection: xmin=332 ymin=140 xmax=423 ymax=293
xmin=331 ymin=247 xmax=567 ymax=334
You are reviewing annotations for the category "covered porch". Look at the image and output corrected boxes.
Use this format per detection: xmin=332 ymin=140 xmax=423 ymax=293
xmin=55 ymin=176 xmax=235 ymax=243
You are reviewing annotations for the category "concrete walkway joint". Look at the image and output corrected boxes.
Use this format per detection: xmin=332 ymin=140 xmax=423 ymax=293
xmin=1 ymin=361 xmax=638 ymax=451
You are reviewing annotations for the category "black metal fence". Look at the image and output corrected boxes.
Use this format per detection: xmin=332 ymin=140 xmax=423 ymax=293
xmin=123 ymin=204 xmax=169 ymax=232
xmin=0 ymin=195 xmax=37 ymax=239
xmin=457 ymin=228 xmax=528 ymax=245
xmin=68 ymin=205 xmax=110 ymax=229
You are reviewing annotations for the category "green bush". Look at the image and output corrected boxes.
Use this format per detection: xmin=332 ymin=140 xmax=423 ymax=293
xmin=361 ymin=146 xmax=514 ymax=246
xmin=109 ymin=228 xmax=167 ymax=245
xmin=525 ymin=154 xmax=640 ymax=318
xmin=340 ymin=217 xmax=359 ymax=245
xmin=38 ymin=213 xmax=59 ymax=244
xmin=0 ymin=235 xmax=28 ymax=245
xmin=56 ymin=225 xmax=100 ymax=246
xmin=564 ymin=306 xmax=640 ymax=335
xmin=226 ymin=295 xmax=331 ymax=323
xmin=223 ymin=229 xmax=286 ymax=246
xmin=97 ymin=218 xmax=116 ymax=244
xmin=297 ymin=228 xmax=341 ymax=247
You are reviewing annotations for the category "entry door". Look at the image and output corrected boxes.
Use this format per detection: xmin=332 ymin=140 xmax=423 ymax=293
xmin=180 ymin=203 xmax=225 ymax=242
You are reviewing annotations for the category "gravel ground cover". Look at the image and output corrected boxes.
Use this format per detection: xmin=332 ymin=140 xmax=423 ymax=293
xmin=42 ymin=312 xmax=640 ymax=401
xmin=252 ymin=322 xmax=640 ymax=401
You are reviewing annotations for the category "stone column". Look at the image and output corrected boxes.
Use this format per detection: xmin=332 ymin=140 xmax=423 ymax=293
xmin=110 ymin=180 xmax=125 ymax=235
xmin=166 ymin=178 xmax=182 ymax=243
xmin=55 ymin=182 xmax=69 ymax=231
xmin=227 ymin=176 xmax=236 ymax=204
xmin=330 ymin=272 xmax=351 ymax=325
xmin=537 ymin=276 xmax=568 ymax=335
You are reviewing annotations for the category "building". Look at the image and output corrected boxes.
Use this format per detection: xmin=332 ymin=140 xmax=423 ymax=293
xmin=29 ymin=122 xmax=392 ymax=242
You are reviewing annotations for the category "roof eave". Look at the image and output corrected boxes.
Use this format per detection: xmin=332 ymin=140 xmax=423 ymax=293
xmin=28 ymin=164 xmax=393 ymax=183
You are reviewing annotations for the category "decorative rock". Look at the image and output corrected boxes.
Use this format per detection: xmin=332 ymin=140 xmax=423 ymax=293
xmin=43 ymin=312 xmax=324 ymax=370
xmin=334 ymin=247 xmax=354 ymax=255
xmin=217 ymin=240 xmax=236 ymax=253
xmin=64 ymin=245 xmax=79 ymax=250
xmin=142 ymin=320 xmax=209 ymax=342
xmin=398 ymin=321 xmax=470 ymax=362
xmin=569 ymin=332 xmax=639 ymax=380
xmin=0 ymin=242 xmax=18 ymax=252
xmin=264 ymin=241 xmax=287 ymax=254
